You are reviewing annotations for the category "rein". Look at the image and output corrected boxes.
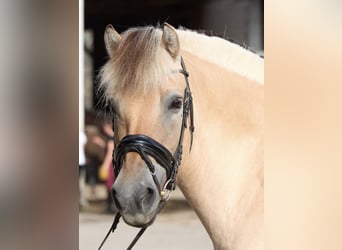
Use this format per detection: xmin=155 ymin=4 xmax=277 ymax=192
xmin=98 ymin=56 xmax=194 ymax=249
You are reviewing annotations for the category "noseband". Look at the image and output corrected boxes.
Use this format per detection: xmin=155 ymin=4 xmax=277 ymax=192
xmin=98 ymin=56 xmax=194 ymax=250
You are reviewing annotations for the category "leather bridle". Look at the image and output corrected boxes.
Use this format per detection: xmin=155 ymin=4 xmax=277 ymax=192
xmin=98 ymin=56 xmax=194 ymax=250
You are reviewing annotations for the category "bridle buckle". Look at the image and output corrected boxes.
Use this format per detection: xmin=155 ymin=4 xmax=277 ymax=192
xmin=160 ymin=179 xmax=174 ymax=201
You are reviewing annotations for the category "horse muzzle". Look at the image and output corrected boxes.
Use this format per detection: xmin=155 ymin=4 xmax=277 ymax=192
xmin=111 ymin=162 xmax=162 ymax=227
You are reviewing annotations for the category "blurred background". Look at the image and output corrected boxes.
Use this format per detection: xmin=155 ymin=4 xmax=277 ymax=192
xmin=79 ymin=0 xmax=264 ymax=249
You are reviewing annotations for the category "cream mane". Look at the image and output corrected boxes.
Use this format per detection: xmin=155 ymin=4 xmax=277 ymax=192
xmin=177 ymin=29 xmax=264 ymax=84
xmin=100 ymin=26 xmax=264 ymax=99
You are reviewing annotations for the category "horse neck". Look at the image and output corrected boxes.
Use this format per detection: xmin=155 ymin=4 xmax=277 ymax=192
xmin=177 ymin=52 xmax=264 ymax=249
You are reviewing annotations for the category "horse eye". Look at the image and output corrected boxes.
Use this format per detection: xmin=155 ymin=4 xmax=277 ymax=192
xmin=169 ymin=98 xmax=183 ymax=110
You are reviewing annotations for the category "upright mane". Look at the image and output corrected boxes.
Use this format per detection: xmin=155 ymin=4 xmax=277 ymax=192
xmin=177 ymin=29 xmax=264 ymax=84
xmin=100 ymin=25 xmax=264 ymax=99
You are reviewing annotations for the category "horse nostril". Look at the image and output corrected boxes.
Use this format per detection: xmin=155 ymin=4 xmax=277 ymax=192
xmin=146 ymin=187 xmax=154 ymax=195
xmin=140 ymin=187 xmax=155 ymax=210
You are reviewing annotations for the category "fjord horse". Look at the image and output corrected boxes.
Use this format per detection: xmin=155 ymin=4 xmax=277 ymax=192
xmin=100 ymin=23 xmax=263 ymax=250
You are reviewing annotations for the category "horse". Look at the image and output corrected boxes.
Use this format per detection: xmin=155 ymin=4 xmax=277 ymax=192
xmin=99 ymin=23 xmax=264 ymax=250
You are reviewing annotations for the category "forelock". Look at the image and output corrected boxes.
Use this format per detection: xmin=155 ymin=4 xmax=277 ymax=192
xmin=100 ymin=26 xmax=175 ymax=99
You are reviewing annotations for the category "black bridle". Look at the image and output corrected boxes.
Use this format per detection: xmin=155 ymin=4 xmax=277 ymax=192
xmin=98 ymin=56 xmax=194 ymax=249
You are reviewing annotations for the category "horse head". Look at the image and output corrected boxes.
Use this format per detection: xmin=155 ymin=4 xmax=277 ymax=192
xmin=101 ymin=23 xmax=192 ymax=227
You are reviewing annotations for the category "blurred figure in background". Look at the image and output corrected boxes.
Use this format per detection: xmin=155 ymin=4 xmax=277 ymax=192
xmin=79 ymin=129 xmax=88 ymax=208
xmin=84 ymin=117 xmax=115 ymax=213
xmin=84 ymin=125 xmax=106 ymax=198
xmin=98 ymin=121 xmax=116 ymax=213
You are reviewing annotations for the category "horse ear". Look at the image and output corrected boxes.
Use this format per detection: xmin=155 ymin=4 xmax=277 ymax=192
xmin=104 ymin=24 xmax=121 ymax=57
xmin=162 ymin=23 xmax=180 ymax=58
